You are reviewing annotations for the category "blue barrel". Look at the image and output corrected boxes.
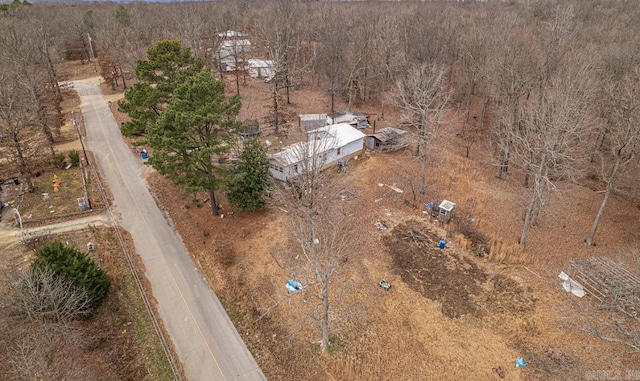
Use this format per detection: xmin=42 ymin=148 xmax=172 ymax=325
xmin=141 ymin=150 xmax=148 ymax=160
xmin=438 ymin=239 xmax=447 ymax=249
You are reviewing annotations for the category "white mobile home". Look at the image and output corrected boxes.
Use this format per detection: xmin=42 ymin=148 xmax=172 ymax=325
xmin=268 ymin=123 xmax=365 ymax=181
xmin=220 ymin=39 xmax=251 ymax=54
xmin=217 ymin=30 xmax=248 ymax=39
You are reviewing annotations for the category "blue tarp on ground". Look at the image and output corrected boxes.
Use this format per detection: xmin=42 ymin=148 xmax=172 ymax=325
xmin=286 ymin=280 xmax=302 ymax=293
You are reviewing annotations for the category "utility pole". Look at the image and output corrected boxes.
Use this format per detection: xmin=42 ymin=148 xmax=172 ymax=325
xmin=87 ymin=33 xmax=97 ymax=72
xmin=72 ymin=111 xmax=92 ymax=210
xmin=72 ymin=111 xmax=90 ymax=165
xmin=86 ymin=33 xmax=95 ymax=60
xmin=12 ymin=208 xmax=24 ymax=241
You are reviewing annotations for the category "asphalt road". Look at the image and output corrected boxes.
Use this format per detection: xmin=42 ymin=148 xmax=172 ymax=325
xmin=73 ymin=78 xmax=266 ymax=381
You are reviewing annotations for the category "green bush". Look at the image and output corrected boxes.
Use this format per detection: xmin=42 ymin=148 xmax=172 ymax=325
xmin=33 ymin=241 xmax=110 ymax=310
xmin=53 ymin=153 xmax=66 ymax=168
xmin=226 ymin=138 xmax=272 ymax=211
xmin=68 ymin=150 xmax=80 ymax=165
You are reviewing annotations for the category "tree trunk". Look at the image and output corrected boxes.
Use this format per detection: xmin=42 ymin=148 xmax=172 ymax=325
xmin=234 ymin=53 xmax=240 ymax=96
xmin=520 ymin=158 xmax=546 ymax=248
xmin=419 ymin=152 xmax=427 ymax=195
xmin=586 ymin=157 xmax=621 ymax=246
xmin=504 ymin=145 xmax=511 ymax=174
xmin=242 ymin=50 xmax=247 ymax=85
xmin=217 ymin=51 xmax=224 ymax=81
xmin=519 ymin=190 xmax=536 ymax=248
xmin=496 ymin=150 xmax=507 ymax=178
xmin=39 ymin=106 xmax=56 ymax=158
xmin=330 ymin=87 xmax=335 ymax=123
xmin=320 ymin=279 xmax=330 ymax=352
xmin=285 ymin=72 xmax=291 ymax=105
xmin=481 ymin=94 xmax=490 ymax=128
xmin=380 ymin=78 xmax=385 ymax=121
xmin=120 ymin=66 xmax=127 ymax=89
xmin=530 ymin=196 xmax=542 ymax=226
xmin=273 ymin=81 xmax=279 ymax=133
xmin=42 ymin=40 xmax=62 ymax=101
xmin=363 ymin=62 xmax=368 ymax=103
xmin=462 ymin=81 xmax=476 ymax=135
xmin=12 ymin=130 xmax=35 ymax=192
xmin=589 ymin=126 xmax=608 ymax=163
xmin=586 ymin=183 xmax=611 ymax=246
xmin=27 ymin=86 xmax=56 ymax=157
xmin=208 ymin=189 xmax=219 ymax=216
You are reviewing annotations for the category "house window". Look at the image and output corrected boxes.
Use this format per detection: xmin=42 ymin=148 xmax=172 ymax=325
xmin=270 ymin=163 xmax=283 ymax=173
xmin=336 ymin=147 xmax=342 ymax=155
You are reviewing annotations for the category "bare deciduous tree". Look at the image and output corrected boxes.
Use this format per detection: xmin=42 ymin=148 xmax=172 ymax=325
xmin=0 ymin=17 xmax=65 ymax=176
xmin=371 ymin=9 xmax=405 ymax=121
xmin=9 ymin=321 xmax=98 ymax=381
xmin=486 ymin=32 xmax=541 ymax=179
xmin=254 ymin=0 xmax=310 ymax=132
xmin=586 ymin=69 xmax=640 ymax=246
xmin=315 ymin=6 xmax=348 ymax=120
xmin=0 ymin=67 xmax=38 ymax=191
xmin=393 ymin=63 xmax=450 ymax=195
xmin=264 ymin=133 xmax=357 ymax=352
xmin=289 ymin=199 xmax=353 ymax=352
xmin=511 ymin=56 xmax=596 ymax=247
xmin=15 ymin=266 xmax=92 ymax=323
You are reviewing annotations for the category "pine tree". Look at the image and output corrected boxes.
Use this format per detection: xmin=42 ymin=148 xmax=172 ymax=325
xmin=118 ymin=40 xmax=205 ymax=136
xmin=227 ymin=138 xmax=272 ymax=211
xmin=33 ymin=241 xmax=110 ymax=310
xmin=147 ymin=71 xmax=241 ymax=216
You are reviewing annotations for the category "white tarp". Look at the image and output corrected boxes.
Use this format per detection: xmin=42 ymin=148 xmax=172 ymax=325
xmin=558 ymin=271 xmax=586 ymax=298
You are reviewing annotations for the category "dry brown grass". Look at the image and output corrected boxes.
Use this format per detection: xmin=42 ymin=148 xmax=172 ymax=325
xmin=101 ymin=61 xmax=640 ymax=380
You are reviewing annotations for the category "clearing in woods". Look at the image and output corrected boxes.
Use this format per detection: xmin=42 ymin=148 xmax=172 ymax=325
xmin=4 ymin=60 xmax=637 ymax=380
xmin=139 ymin=71 xmax=640 ymax=380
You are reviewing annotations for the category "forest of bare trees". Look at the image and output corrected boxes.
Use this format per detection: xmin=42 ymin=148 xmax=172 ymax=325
xmin=2 ymin=0 xmax=639 ymax=247
xmin=2 ymin=0 xmax=640 ymax=379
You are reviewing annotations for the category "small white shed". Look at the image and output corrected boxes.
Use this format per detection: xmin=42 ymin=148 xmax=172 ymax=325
xmin=268 ymin=123 xmax=365 ymax=181
xmin=438 ymin=200 xmax=456 ymax=223
xmin=247 ymin=59 xmax=275 ymax=82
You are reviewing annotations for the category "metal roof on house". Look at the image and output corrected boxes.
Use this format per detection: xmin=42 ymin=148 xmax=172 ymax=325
xmin=269 ymin=123 xmax=365 ymax=167
xmin=221 ymin=40 xmax=251 ymax=50
xmin=247 ymin=59 xmax=274 ymax=68
xmin=217 ymin=30 xmax=248 ymax=39
xmin=330 ymin=110 xmax=368 ymax=124
xmin=299 ymin=113 xmax=328 ymax=122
